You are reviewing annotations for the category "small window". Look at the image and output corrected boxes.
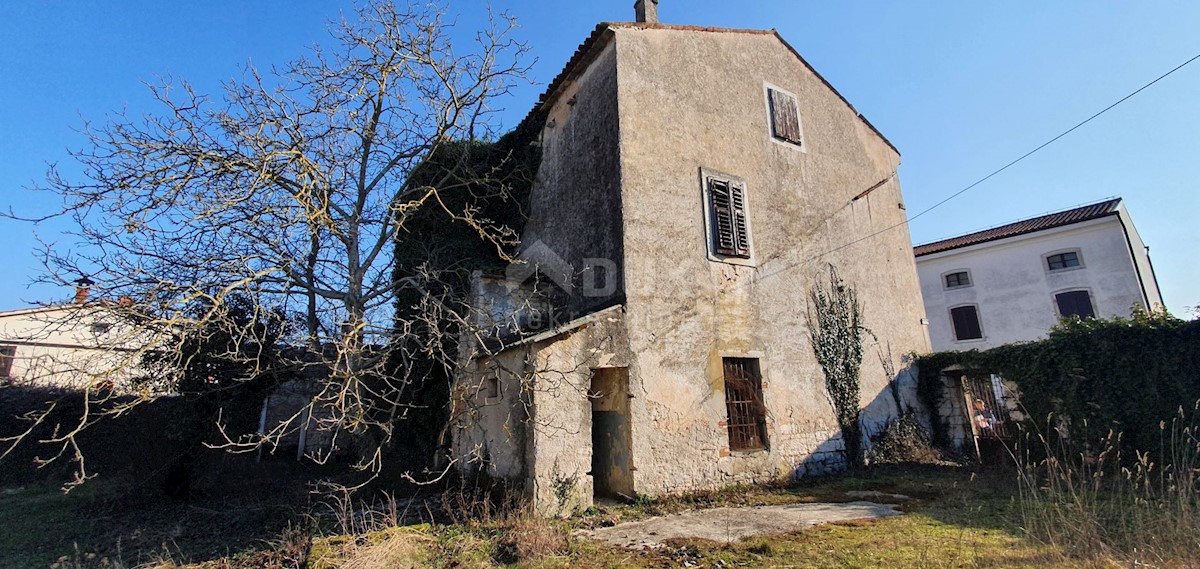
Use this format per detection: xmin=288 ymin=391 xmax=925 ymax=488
xmin=485 ymin=375 xmax=501 ymax=399
xmin=767 ymin=87 xmax=803 ymax=146
xmin=704 ymin=171 xmax=751 ymax=259
xmin=722 ymin=358 xmax=767 ymax=452
xmin=950 ymin=306 xmax=983 ymax=341
xmin=1046 ymin=251 xmax=1081 ymax=271
xmin=0 ymin=345 xmax=15 ymax=379
xmin=1055 ymin=290 xmax=1095 ymax=319
xmin=944 ymin=271 xmax=971 ymax=289
xmin=90 ymin=322 xmax=112 ymax=335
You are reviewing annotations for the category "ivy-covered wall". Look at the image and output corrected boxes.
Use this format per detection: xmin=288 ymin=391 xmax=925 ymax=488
xmin=386 ymin=116 xmax=545 ymax=471
xmin=917 ymin=310 xmax=1200 ymax=457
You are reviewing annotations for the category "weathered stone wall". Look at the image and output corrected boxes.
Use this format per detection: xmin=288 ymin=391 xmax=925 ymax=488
xmin=519 ymin=41 xmax=625 ymax=316
xmin=610 ymin=27 xmax=931 ymax=495
xmin=453 ymin=307 xmax=630 ymax=515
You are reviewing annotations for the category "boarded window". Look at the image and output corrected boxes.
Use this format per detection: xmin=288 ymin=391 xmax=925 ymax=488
xmin=1046 ymin=251 xmax=1081 ymax=271
xmin=723 ymin=358 xmax=767 ymax=452
xmin=0 ymin=345 xmax=15 ymax=379
xmin=950 ymin=306 xmax=983 ymax=341
xmin=768 ymin=88 xmax=802 ymax=145
xmin=1055 ymin=290 xmax=1095 ymax=319
xmin=944 ymin=271 xmax=971 ymax=288
xmin=707 ymin=175 xmax=751 ymax=258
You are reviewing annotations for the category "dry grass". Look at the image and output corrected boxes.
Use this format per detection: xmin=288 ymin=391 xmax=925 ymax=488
xmin=1016 ymin=403 xmax=1200 ymax=568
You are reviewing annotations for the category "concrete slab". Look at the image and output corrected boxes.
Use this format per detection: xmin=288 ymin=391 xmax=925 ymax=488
xmin=583 ymin=501 xmax=903 ymax=549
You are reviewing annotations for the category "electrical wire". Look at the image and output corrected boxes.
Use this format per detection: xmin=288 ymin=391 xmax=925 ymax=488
xmin=786 ymin=49 xmax=1200 ymax=271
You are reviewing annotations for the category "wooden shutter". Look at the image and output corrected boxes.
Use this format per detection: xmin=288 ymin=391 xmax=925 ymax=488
xmin=708 ymin=177 xmax=751 ymax=258
xmin=769 ymin=88 xmax=802 ymax=144
xmin=1055 ymin=291 xmax=1095 ymax=319
xmin=951 ymin=306 xmax=983 ymax=340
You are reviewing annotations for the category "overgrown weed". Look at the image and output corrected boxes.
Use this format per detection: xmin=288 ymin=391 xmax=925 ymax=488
xmin=1017 ymin=401 xmax=1200 ymax=567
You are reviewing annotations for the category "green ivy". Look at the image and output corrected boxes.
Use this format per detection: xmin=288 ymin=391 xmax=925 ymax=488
xmin=810 ymin=266 xmax=866 ymax=468
xmin=917 ymin=308 xmax=1200 ymax=458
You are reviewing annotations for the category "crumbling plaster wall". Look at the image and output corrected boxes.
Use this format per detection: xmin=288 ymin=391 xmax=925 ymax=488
xmin=610 ymin=27 xmax=931 ymax=493
xmin=454 ymin=307 xmax=631 ymax=516
xmin=519 ymin=41 xmax=625 ymax=316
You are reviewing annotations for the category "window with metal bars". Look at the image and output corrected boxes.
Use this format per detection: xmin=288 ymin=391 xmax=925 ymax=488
xmin=722 ymin=358 xmax=767 ymax=452
xmin=705 ymin=173 xmax=751 ymax=259
xmin=767 ymin=87 xmax=802 ymax=146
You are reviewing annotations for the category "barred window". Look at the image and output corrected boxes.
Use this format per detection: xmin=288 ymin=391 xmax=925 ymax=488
xmin=723 ymin=358 xmax=767 ymax=452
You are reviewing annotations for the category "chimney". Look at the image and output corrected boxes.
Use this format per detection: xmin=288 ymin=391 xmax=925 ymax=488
xmin=634 ymin=0 xmax=658 ymax=24
xmin=74 ymin=276 xmax=95 ymax=305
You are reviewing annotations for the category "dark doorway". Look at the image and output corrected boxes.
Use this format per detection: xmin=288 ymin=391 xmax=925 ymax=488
xmin=590 ymin=367 xmax=633 ymax=501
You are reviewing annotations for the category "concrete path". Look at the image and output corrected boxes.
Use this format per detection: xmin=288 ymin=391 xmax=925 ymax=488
xmin=584 ymin=501 xmax=903 ymax=549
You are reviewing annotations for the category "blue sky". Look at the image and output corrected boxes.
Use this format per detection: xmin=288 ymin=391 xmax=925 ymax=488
xmin=1 ymin=1 xmax=1197 ymax=314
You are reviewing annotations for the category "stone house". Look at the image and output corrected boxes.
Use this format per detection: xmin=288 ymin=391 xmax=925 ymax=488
xmin=914 ymin=198 xmax=1163 ymax=352
xmin=452 ymin=4 xmax=930 ymax=515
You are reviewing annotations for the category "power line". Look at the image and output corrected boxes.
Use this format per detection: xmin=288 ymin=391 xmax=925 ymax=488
xmin=785 ymin=49 xmax=1200 ymax=270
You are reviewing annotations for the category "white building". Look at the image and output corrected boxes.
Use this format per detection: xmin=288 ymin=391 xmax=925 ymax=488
xmin=914 ymin=198 xmax=1163 ymax=352
xmin=0 ymin=294 xmax=153 ymax=391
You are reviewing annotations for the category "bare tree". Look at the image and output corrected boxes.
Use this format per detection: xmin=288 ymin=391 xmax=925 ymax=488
xmin=10 ymin=0 xmax=533 ymax=481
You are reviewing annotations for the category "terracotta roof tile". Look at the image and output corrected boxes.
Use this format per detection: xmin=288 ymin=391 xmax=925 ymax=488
xmin=913 ymin=198 xmax=1123 ymax=257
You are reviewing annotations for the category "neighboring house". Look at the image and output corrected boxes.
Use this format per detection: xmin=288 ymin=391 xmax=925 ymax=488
xmin=0 ymin=283 xmax=153 ymax=391
xmin=914 ymin=198 xmax=1163 ymax=352
xmin=452 ymin=3 xmax=930 ymax=515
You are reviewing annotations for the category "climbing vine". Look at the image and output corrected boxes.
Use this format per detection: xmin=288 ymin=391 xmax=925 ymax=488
xmin=809 ymin=265 xmax=866 ymax=468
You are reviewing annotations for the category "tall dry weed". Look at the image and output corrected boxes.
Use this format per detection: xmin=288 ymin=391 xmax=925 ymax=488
xmin=1016 ymin=401 xmax=1200 ymax=566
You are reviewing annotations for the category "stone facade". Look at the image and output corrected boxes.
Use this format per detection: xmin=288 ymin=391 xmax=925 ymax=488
xmin=453 ymin=22 xmax=930 ymax=515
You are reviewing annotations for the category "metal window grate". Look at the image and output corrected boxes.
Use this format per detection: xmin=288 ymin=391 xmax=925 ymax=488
xmin=962 ymin=375 xmax=1011 ymax=440
xmin=723 ymin=358 xmax=767 ymax=451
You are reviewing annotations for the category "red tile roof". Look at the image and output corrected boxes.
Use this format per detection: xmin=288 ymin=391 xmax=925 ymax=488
xmin=913 ymin=198 xmax=1123 ymax=257
xmin=522 ymin=22 xmax=898 ymax=155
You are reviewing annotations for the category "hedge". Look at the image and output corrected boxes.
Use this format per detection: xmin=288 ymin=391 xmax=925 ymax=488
xmin=916 ymin=309 xmax=1200 ymax=457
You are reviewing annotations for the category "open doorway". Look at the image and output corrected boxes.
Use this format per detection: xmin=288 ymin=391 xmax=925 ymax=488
xmin=590 ymin=367 xmax=633 ymax=501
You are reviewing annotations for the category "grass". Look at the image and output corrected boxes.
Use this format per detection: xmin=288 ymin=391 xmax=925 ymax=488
xmin=2 ymin=462 xmax=1171 ymax=568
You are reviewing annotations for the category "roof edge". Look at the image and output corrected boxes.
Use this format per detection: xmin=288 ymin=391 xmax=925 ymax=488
xmin=519 ymin=22 xmax=900 ymax=156
xmin=914 ymin=198 xmax=1124 ymax=258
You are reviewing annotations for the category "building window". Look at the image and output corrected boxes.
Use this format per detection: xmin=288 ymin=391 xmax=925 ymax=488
xmin=944 ymin=271 xmax=971 ymax=289
xmin=703 ymin=171 xmax=751 ymax=259
xmin=0 ymin=345 xmax=15 ymax=379
xmin=1046 ymin=251 xmax=1082 ymax=271
xmin=950 ymin=305 xmax=983 ymax=341
xmin=722 ymin=358 xmax=767 ymax=452
xmin=485 ymin=375 xmax=501 ymax=399
xmin=1055 ymin=290 xmax=1095 ymax=319
xmin=767 ymin=86 xmax=803 ymax=146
